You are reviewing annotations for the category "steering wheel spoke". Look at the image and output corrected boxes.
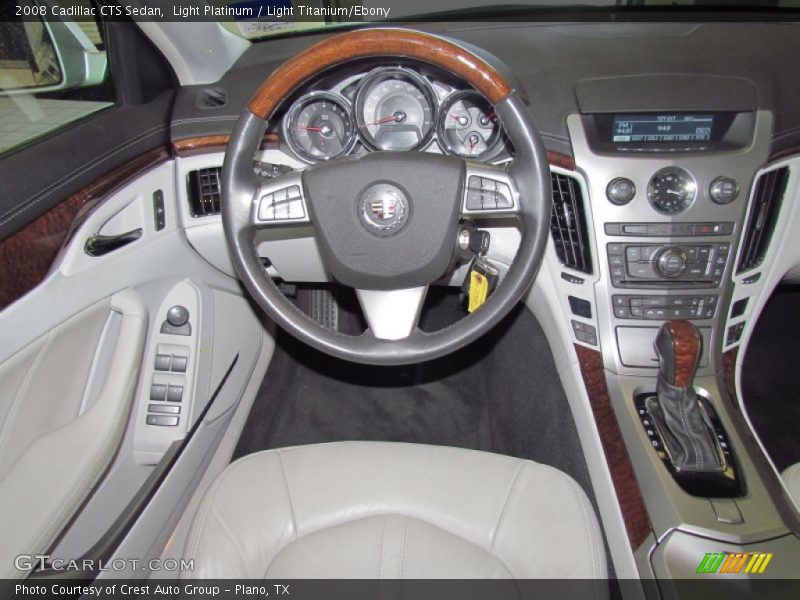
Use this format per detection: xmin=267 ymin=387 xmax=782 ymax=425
xmin=356 ymin=287 xmax=428 ymax=341
xmin=462 ymin=162 xmax=520 ymax=218
xmin=253 ymin=171 xmax=310 ymax=227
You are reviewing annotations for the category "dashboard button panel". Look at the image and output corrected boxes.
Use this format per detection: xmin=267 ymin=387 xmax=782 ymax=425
xmin=612 ymin=294 xmax=718 ymax=320
xmin=608 ymin=242 xmax=729 ymax=288
xmin=605 ymin=222 xmax=734 ymax=237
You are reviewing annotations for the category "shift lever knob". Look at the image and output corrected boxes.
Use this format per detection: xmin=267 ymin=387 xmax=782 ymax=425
xmin=654 ymin=320 xmax=702 ymax=388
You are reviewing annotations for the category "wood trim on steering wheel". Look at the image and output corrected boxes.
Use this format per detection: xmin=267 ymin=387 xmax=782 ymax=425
xmin=247 ymin=28 xmax=513 ymax=120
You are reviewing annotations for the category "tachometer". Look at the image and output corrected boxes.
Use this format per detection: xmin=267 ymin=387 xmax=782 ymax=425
xmin=439 ymin=91 xmax=501 ymax=158
xmin=285 ymin=92 xmax=356 ymax=162
xmin=355 ymin=68 xmax=436 ymax=151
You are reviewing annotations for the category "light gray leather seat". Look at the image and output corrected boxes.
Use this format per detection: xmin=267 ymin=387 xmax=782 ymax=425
xmin=183 ymin=441 xmax=606 ymax=579
xmin=783 ymin=463 xmax=800 ymax=506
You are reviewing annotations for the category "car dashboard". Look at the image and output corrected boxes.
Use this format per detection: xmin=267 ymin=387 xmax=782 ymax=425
xmin=164 ymin=21 xmax=800 ymax=580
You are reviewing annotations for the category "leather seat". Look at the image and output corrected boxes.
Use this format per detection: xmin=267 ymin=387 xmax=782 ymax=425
xmin=783 ymin=463 xmax=800 ymax=505
xmin=183 ymin=442 xmax=606 ymax=579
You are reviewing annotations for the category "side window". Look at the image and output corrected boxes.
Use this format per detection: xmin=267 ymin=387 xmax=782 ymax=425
xmin=0 ymin=0 xmax=113 ymax=156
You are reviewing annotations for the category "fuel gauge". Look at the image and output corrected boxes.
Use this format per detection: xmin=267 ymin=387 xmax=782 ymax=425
xmin=438 ymin=91 xmax=501 ymax=159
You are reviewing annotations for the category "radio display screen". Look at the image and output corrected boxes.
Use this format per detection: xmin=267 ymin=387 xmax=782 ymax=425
xmin=611 ymin=114 xmax=714 ymax=143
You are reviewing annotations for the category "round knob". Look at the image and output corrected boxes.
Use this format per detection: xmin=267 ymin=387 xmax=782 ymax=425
xmin=655 ymin=247 xmax=688 ymax=279
xmin=606 ymin=177 xmax=636 ymax=206
xmin=709 ymin=176 xmax=739 ymax=204
xmin=166 ymin=305 xmax=190 ymax=327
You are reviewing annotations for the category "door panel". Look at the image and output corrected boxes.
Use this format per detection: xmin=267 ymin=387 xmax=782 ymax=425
xmin=0 ymin=289 xmax=146 ymax=579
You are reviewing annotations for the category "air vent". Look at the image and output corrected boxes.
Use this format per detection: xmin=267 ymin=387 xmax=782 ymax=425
xmin=196 ymin=87 xmax=228 ymax=109
xmin=187 ymin=167 xmax=221 ymax=217
xmin=737 ymin=167 xmax=790 ymax=273
xmin=551 ymin=172 xmax=593 ymax=274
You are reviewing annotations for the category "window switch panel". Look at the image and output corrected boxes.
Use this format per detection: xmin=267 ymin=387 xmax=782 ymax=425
xmin=166 ymin=385 xmax=184 ymax=402
xmin=149 ymin=384 xmax=167 ymax=401
xmin=146 ymin=415 xmax=179 ymax=427
xmin=171 ymin=356 xmax=188 ymax=373
xmin=148 ymin=403 xmax=180 ymax=415
xmin=154 ymin=354 xmax=171 ymax=371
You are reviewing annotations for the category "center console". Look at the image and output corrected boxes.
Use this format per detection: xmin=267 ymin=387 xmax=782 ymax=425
xmin=567 ymin=110 xmax=770 ymax=377
xmin=565 ymin=109 xmax=800 ymax=581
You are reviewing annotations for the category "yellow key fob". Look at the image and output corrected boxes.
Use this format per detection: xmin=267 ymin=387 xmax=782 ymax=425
xmin=468 ymin=270 xmax=489 ymax=313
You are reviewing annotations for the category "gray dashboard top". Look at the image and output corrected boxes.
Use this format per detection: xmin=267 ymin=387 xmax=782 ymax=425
xmin=170 ymin=21 xmax=800 ymax=158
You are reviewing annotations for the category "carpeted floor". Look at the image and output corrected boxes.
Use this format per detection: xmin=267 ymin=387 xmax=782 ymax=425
xmin=233 ymin=288 xmax=593 ymax=500
xmin=741 ymin=285 xmax=800 ymax=473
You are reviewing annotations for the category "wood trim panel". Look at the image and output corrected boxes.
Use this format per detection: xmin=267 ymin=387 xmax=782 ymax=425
xmin=248 ymin=29 xmax=512 ymax=120
xmin=0 ymin=147 xmax=170 ymax=311
xmin=574 ymin=344 xmax=653 ymax=549
xmin=547 ymin=151 xmax=576 ymax=171
xmin=663 ymin=320 xmax=703 ymax=387
xmin=173 ymin=132 xmax=280 ymax=157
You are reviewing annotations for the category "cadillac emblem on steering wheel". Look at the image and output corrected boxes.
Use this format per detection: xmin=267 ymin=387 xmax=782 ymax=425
xmin=358 ymin=183 xmax=410 ymax=235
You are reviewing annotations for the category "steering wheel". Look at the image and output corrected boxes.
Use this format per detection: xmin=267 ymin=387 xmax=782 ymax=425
xmin=222 ymin=28 xmax=552 ymax=366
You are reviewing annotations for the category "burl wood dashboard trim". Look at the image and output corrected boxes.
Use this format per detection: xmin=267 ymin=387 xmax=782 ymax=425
xmin=0 ymin=146 xmax=170 ymax=311
xmin=574 ymin=344 xmax=653 ymax=549
xmin=173 ymin=133 xmax=280 ymax=157
xmin=663 ymin=319 xmax=703 ymax=387
xmin=247 ymin=28 xmax=513 ymax=120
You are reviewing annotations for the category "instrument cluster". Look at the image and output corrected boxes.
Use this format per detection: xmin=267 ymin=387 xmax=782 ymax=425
xmin=282 ymin=66 xmax=506 ymax=163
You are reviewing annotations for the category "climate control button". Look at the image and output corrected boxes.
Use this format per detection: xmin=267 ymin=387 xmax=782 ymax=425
xmin=655 ymin=246 xmax=688 ymax=278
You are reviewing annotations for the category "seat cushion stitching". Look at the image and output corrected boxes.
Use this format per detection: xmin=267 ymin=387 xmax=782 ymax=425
xmin=490 ymin=462 xmax=524 ymax=553
xmin=276 ymin=450 xmax=299 ymax=538
xmin=566 ymin=476 xmax=601 ymax=581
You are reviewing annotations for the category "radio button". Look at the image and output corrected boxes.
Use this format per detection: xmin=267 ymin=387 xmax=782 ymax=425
xmin=709 ymin=177 xmax=739 ymax=204
xmin=607 ymin=178 xmax=636 ymax=205
xmin=655 ymin=247 xmax=688 ymax=278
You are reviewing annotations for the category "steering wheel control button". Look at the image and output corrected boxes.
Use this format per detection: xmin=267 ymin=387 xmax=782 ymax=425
xmin=258 ymin=185 xmax=306 ymax=222
xmin=606 ymin=177 xmax=636 ymax=205
xmin=465 ymin=176 xmax=513 ymax=211
xmin=358 ymin=183 xmax=409 ymax=235
xmin=149 ymin=384 xmax=168 ymax=401
xmin=154 ymin=354 xmax=171 ymax=371
xmin=709 ymin=176 xmax=739 ymax=204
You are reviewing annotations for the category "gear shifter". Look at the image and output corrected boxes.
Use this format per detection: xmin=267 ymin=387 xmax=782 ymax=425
xmin=646 ymin=320 xmax=724 ymax=473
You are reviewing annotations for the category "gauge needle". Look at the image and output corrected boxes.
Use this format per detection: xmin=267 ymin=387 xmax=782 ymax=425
xmin=367 ymin=111 xmax=407 ymax=126
xmin=301 ymin=126 xmax=323 ymax=132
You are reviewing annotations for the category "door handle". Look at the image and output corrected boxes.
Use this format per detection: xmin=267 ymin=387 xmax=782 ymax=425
xmin=84 ymin=228 xmax=143 ymax=257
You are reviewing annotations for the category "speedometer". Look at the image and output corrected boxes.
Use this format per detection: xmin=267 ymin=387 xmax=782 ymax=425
xmin=355 ymin=68 xmax=436 ymax=151
xmin=284 ymin=92 xmax=356 ymax=162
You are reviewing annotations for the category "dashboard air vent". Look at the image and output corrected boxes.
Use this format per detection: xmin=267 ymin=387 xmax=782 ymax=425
xmin=550 ymin=172 xmax=593 ymax=274
xmin=737 ymin=167 xmax=790 ymax=273
xmin=187 ymin=167 xmax=222 ymax=217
